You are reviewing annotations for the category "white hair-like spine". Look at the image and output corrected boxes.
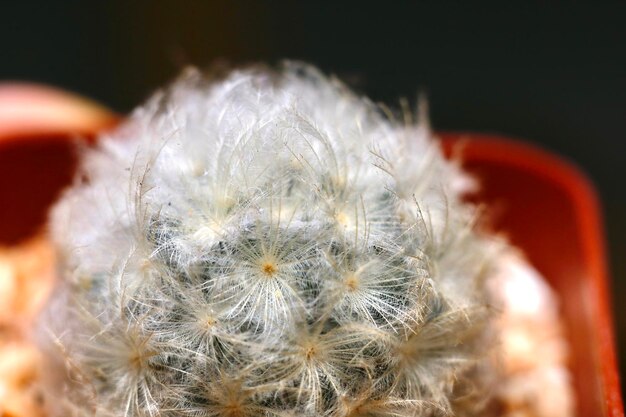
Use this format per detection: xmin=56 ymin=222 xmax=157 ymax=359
xmin=40 ymin=62 xmax=499 ymax=417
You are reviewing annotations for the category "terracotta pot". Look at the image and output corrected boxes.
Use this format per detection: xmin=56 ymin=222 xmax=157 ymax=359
xmin=0 ymin=84 xmax=622 ymax=416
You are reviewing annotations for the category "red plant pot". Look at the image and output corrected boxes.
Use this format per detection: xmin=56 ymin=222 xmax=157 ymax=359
xmin=440 ymin=134 xmax=624 ymax=417
xmin=0 ymin=83 xmax=119 ymax=244
xmin=0 ymin=85 xmax=622 ymax=416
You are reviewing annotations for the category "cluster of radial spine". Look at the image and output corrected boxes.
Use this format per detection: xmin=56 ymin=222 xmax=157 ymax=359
xmin=40 ymin=63 xmax=495 ymax=417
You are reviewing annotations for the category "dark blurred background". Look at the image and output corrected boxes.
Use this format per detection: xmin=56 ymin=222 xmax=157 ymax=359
xmin=2 ymin=0 xmax=624 ymax=387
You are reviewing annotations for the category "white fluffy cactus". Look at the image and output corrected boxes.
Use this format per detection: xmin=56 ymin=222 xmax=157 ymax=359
xmin=40 ymin=63 xmax=499 ymax=417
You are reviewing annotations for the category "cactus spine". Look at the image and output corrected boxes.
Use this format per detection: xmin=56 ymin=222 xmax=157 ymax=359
xmin=40 ymin=63 xmax=497 ymax=417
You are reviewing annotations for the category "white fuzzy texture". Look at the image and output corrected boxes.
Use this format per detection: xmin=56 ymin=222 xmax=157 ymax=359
xmin=42 ymin=63 xmax=498 ymax=417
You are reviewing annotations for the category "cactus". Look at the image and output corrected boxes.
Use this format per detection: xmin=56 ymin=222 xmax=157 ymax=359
xmin=39 ymin=63 xmax=498 ymax=417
